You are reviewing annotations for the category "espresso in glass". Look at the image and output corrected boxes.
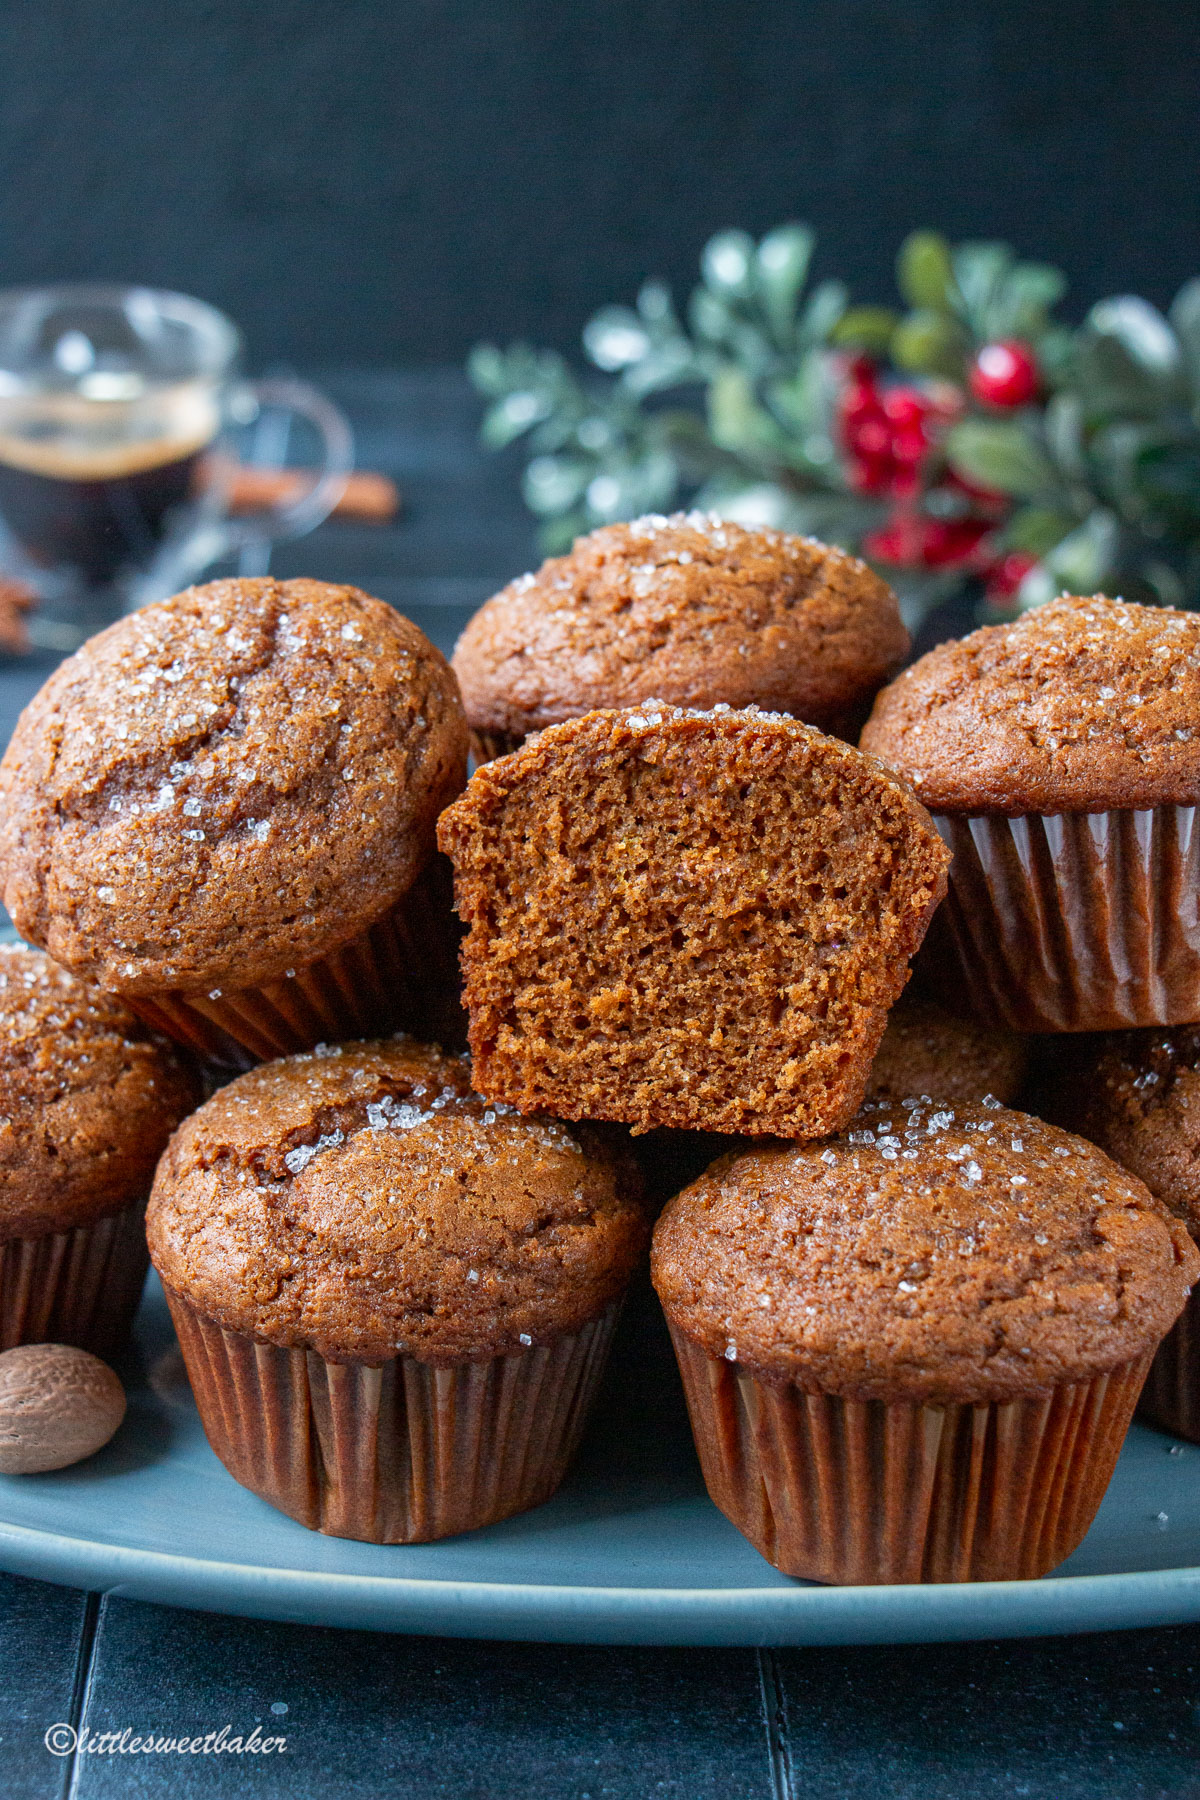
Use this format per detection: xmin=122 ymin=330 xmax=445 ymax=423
xmin=0 ymin=291 xmax=241 ymax=651
xmin=0 ymin=378 xmax=220 ymax=585
xmin=0 ymin=287 xmax=234 ymax=599
xmin=0 ymin=284 xmax=351 ymax=649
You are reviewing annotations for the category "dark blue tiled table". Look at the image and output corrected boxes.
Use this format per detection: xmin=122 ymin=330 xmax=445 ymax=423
xmin=2 ymin=370 xmax=1200 ymax=1800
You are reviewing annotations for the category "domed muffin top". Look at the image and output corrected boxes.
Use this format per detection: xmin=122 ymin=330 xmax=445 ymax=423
xmin=1041 ymin=1027 xmax=1200 ymax=1236
xmin=865 ymin=993 xmax=1028 ymax=1107
xmin=651 ymin=1098 xmax=1197 ymax=1403
xmin=148 ymin=1037 xmax=647 ymax=1365
xmin=860 ymin=595 xmax=1200 ymax=815
xmin=453 ymin=513 xmax=908 ymax=739
xmin=0 ymin=579 xmax=468 ymax=994
xmin=0 ymin=944 xmax=199 ymax=1240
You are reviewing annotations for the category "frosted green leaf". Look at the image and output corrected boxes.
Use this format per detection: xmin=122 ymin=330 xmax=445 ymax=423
xmin=1168 ymin=277 xmax=1200 ymax=386
xmin=897 ymin=232 xmax=955 ymax=312
xmin=584 ymin=307 xmax=652 ymax=371
xmin=891 ymin=310 xmax=968 ymax=378
xmin=1041 ymin=509 xmax=1119 ymax=594
xmin=946 ymin=420 xmax=1055 ymax=497
xmin=1088 ymin=297 xmax=1181 ymax=374
xmin=701 ymin=230 xmax=756 ymax=298
xmin=522 ymin=455 xmax=588 ymax=514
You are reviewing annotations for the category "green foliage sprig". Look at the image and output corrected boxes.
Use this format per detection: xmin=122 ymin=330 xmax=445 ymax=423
xmin=470 ymin=225 xmax=1200 ymax=623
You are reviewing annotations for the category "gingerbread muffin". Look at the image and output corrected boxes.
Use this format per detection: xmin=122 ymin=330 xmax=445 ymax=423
xmin=652 ymin=1099 xmax=1197 ymax=1584
xmin=1039 ymin=1027 xmax=1200 ymax=1442
xmin=148 ymin=1036 xmax=647 ymax=1542
xmin=861 ymin=595 xmax=1200 ymax=1031
xmin=453 ymin=513 xmax=908 ymax=758
xmin=0 ymin=579 xmax=468 ymax=1065
xmin=0 ymin=943 xmax=198 ymax=1355
xmin=865 ymin=992 xmax=1028 ymax=1106
xmin=438 ymin=704 xmax=949 ymax=1139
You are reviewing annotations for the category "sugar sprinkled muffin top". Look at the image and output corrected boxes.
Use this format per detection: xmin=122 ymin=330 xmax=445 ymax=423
xmin=651 ymin=1098 xmax=1198 ymax=1403
xmin=148 ymin=1037 xmax=647 ymax=1365
xmin=439 ymin=703 xmax=949 ymax=1140
xmin=0 ymin=944 xmax=200 ymax=1240
xmin=865 ymin=993 xmax=1028 ymax=1107
xmin=861 ymin=595 xmax=1200 ymax=815
xmin=0 ymin=578 xmax=468 ymax=994
xmin=453 ymin=513 xmax=908 ymax=740
xmin=1040 ymin=1028 xmax=1200 ymax=1236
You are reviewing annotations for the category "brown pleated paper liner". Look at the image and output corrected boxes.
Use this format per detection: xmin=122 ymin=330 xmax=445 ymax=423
xmin=669 ymin=1326 xmax=1152 ymax=1585
xmin=0 ymin=1198 xmax=149 ymax=1357
xmin=469 ymin=728 xmax=524 ymax=766
xmin=930 ymin=806 xmax=1200 ymax=1033
xmin=125 ymin=856 xmax=465 ymax=1070
xmin=1139 ymin=1282 xmax=1200 ymax=1444
xmin=165 ymin=1293 xmax=620 ymax=1542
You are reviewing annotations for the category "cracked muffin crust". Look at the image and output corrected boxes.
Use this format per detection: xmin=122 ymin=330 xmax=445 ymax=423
xmin=453 ymin=512 xmax=908 ymax=752
xmin=860 ymin=594 xmax=1200 ymax=816
xmin=0 ymin=943 xmax=199 ymax=1240
xmin=0 ymin=578 xmax=467 ymax=995
xmin=439 ymin=703 xmax=949 ymax=1138
xmin=651 ymin=1098 xmax=1198 ymax=1404
xmin=147 ymin=1037 xmax=647 ymax=1365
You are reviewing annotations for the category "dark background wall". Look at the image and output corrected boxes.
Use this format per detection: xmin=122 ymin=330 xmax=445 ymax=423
xmin=0 ymin=0 xmax=1194 ymax=368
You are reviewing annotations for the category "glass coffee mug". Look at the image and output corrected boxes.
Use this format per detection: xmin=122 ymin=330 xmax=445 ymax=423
xmin=0 ymin=283 xmax=352 ymax=649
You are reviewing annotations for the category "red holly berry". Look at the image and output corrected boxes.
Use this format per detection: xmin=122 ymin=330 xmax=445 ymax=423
xmin=890 ymin=427 xmax=930 ymax=465
xmin=969 ymin=340 xmax=1039 ymax=409
xmin=863 ymin=514 xmax=928 ymax=565
xmin=984 ymin=550 xmax=1038 ymax=601
xmin=850 ymin=418 xmax=892 ymax=459
xmin=837 ymin=364 xmax=942 ymax=497
xmin=864 ymin=511 xmax=992 ymax=570
xmin=880 ymin=389 xmax=928 ymax=429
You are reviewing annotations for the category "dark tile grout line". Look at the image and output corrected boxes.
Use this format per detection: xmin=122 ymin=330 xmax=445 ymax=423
xmin=57 ymin=1591 xmax=102 ymax=1800
xmin=756 ymin=1647 xmax=795 ymax=1800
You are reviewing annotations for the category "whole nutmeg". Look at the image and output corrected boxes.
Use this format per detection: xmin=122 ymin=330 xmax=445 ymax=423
xmin=0 ymin=1344 xmax=126 ymax=1473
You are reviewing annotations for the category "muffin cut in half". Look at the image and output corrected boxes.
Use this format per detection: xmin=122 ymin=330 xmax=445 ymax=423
xmin=453 ymin=513 xmax=909 ymax=759
xmin=438 ymin=704 xmax=950 ymax=1138
xmin=653 ymin=1099 xmax=1198 ymax=1584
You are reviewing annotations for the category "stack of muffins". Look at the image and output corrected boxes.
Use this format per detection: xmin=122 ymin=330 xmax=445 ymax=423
xmin=0 ymin=522 xmax=1196 ymax=1591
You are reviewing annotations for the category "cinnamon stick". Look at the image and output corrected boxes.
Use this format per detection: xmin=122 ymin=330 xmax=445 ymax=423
xmin=228 ymin=466 xmax=400 ymax=522
xmin=0 ymin=577 xmax=34 ymax=655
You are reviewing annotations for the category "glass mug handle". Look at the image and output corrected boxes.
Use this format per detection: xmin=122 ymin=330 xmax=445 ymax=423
xmin=222 ymin=376 xmax=355 ymax=548
xmin=128 ymin=376 xmax=354 ymax=606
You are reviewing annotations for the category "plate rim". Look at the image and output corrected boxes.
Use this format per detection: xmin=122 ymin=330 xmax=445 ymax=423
xmin=5 ymin=1517 xmax=1200 ymax=1647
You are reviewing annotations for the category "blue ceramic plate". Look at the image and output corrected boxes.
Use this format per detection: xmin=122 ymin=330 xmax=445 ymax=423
xmin=2 ymin=1276 xmax=1200 ymax=1645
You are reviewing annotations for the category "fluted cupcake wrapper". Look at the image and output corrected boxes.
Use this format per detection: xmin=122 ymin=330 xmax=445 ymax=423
xmin=0 ymin=1199 xmax=149 ymax=1357
xmin=1139 ymin=1282 xmax=1200 ymax=1444
xmin=669 ymin=1326 xmax=1152 ymax=1585
xmin=166 ymin=1292 xmax=620 ymax=1543
xmin=930 ymin=806 xmax=1200 ymax=1033
xmin=125 ymin=857 xmax=465 ymax=1070
xmin=469 ymin=728 xmax=524 ymax=766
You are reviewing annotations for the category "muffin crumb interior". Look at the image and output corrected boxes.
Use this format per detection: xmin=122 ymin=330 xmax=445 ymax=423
xmin=440 ymin=704 xmax=949 ymax=1137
